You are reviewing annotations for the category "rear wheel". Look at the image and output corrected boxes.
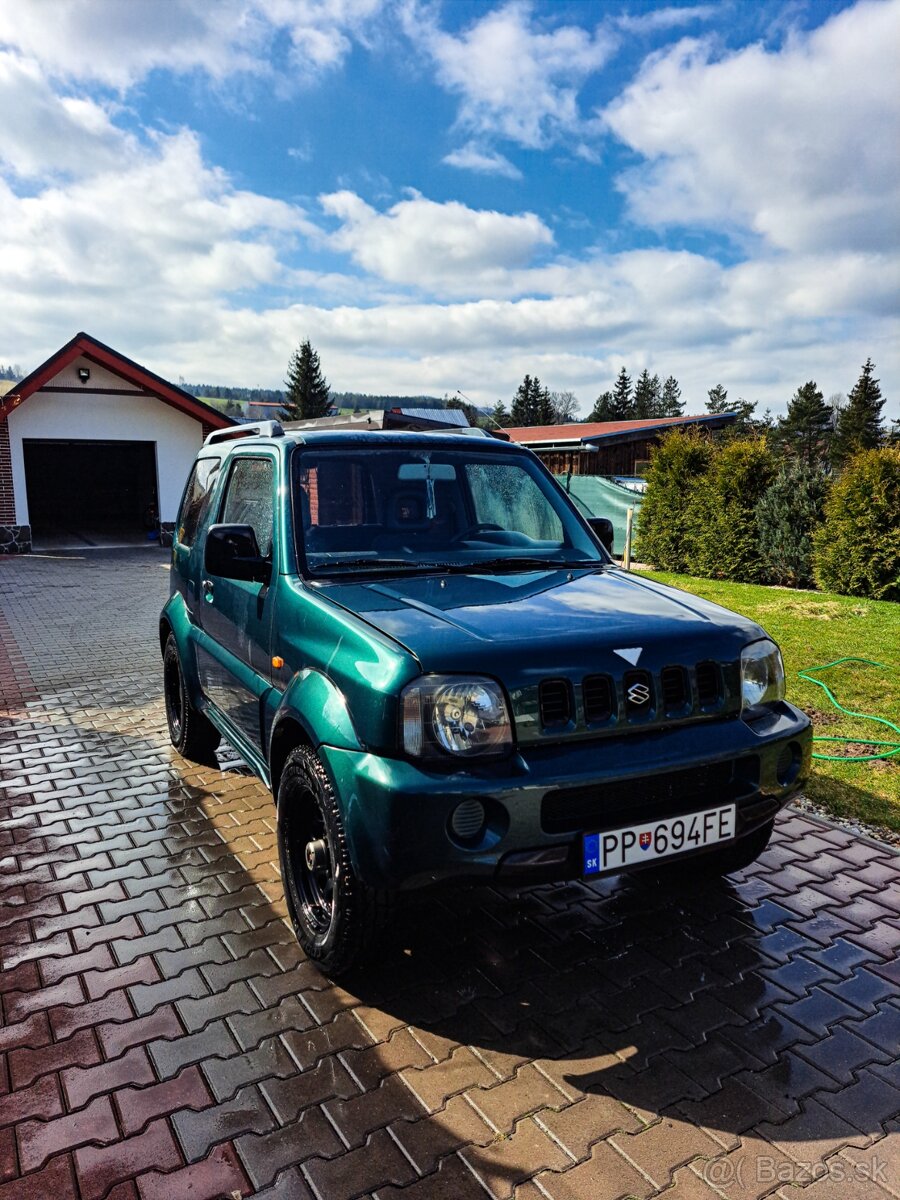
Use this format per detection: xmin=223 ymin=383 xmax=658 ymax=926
xmin=163 ymin=634 xmax=220 ymax=761
xmin=649 ymin=819 xmax=774 ymax=883
xmin=277 ymin=745 xmax=391 ymax=976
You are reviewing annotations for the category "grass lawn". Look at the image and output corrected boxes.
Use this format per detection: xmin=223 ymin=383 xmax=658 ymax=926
xmin=643 ymin=572 xmax=900 ymax=833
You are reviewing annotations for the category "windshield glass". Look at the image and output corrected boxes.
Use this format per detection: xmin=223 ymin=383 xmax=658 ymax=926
xmin=292 ymin=445 xmax=607 ymax=575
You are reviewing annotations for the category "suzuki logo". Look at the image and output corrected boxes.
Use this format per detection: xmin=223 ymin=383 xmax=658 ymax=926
xmin=627 ymin=682 xmax=650 ymax=706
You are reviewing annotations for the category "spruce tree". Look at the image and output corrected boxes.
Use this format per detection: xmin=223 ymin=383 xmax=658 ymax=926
xmin=707 ymin=384 xmax=757 ymax=436
xmin=706 ymin=383 xmax=729 ymax=413
xmin=633 ymin=370 xmax=661 ymax=419
xmin=281 ymin=340 xmax=331 ymax=420
xmin=611 ymin=367 xmax=634 ymax=419
xmin=489 ymin=400 xmax=509 ymax=428
xmin=832 ymin=358 xmax=885 ymax=465
xmin=775 ymin=380 xmax=833 ymax=466
xmin=510 ymin=375 xmax=554 ymax=425
xmin=659 ymin=375 xmax=684 ymax=417
xmin=588 ymin=391 xmax=615 ymax=421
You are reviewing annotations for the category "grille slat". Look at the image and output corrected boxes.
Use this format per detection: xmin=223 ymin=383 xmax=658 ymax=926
xmin=539 ymin=679 xmax=572 ymax=729
xmin=541 ymin=758 xmax=756 ymax=834
xmin=660 ymin=665 xmax=688 ymax=712
xmin=696 ymin=661 xmax=722 ymax=707
xmin=582 ymin=674 xmax=614 ymax=724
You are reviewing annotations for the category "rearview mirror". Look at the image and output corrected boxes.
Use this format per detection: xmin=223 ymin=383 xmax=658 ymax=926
xmin=587 ymin=516 xmax=614 ymax=554
xmin=398 ymin=463 xmax=457 ymax=481
xmin=205 ymin=524 xmax=271 ymax=583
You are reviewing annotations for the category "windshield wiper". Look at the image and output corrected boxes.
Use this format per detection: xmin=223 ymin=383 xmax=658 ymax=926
xmin=437 ymin=557 xmax=605 ymax=574
xmin=313 ymin=558 xmax=425 ymax=574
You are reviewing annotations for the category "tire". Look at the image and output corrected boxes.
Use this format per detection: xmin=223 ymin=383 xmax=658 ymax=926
xmin=163 ymin=634 xmax=221 ymax=762
xmin=648 ymin=819 xmax=774 ymax=883
xmin=277 ymin=745 xmax=391 ymax=977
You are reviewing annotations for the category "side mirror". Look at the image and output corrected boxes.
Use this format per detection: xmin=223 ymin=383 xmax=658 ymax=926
xmin=205 ymin=524 xmax=271 ymax=583
xmin=587 ymin=516 xmax=614 ymax=554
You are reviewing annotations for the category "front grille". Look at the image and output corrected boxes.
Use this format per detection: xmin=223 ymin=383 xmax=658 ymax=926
xmin=623 ymin=669 xmax=653 ymax=717
xmin=660 ymin=665 xmax=689 ymax=713
xmin=696 ymin=661 xmax=722 ymax=707
xmin=539 ymin=678 xmax=572 ymax=729
xmin=541 ymin=758 xmax=755 ymax=834
xmin=582 ymin=674 xmax=614 ymax=724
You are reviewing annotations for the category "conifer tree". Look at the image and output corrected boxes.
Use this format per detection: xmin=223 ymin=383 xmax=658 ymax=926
xmin=832 ymin=358 xmax=885 ymax=465
xmin=633 ymin=370 xmax=661 ymax=419
xmin=280 ymin=340 xmax=331 ymax=420
xmin=756 ymin=462 xmax=830 ymax=587
xmin=775 ymin=380 xmax=833 ymax=466
xmin=611 ymin=367 xmax=634 ymax=419
xmin=510 ymin=375 xmax=554 ymax=425
xmin=588 ymin=391 xmax=615 ymax=421
xmin=489 ymin=400 xmax=509 ymax=428
xmin=659 ymin=375 xmax=684 ymax=416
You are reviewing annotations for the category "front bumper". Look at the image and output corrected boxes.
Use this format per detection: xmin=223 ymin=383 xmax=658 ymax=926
xmin=321 ymin=702 xmax=812 ymax=891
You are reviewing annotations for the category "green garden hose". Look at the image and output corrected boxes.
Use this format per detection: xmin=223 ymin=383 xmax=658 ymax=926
xmin=797 ymin=657 xmax=900 ymax=761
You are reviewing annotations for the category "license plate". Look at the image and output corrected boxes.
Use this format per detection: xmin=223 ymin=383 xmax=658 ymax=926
xmin=583 ymin=804 xmax=736 ymax=877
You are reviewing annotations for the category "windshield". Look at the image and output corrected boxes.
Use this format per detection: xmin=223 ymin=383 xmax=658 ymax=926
xmin=292 ymin=445 xmax=607 ymax=575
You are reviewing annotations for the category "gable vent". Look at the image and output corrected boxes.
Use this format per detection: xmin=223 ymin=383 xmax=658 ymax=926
xmin=539 ymin=679 xmax=572 ymax=729
xmin=582 ymin=675 xmax=614 ymax=724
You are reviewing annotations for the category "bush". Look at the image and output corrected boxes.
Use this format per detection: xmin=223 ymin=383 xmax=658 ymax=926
xmin=688 ymin=439 xmax=776 ymax=582
xmin=756 ymin=462 xmax=830 ymax=587
xmin=635 ymin=430 xmax=713 ymax=571
xmin=813 ymin=448 xmax=900 ymax=600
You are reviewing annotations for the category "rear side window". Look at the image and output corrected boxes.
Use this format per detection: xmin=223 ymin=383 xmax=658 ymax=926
xmin=221 ymin=458 xmax=274 ymax=556
xmin=178 ymin=457 xmax=220 ymax=547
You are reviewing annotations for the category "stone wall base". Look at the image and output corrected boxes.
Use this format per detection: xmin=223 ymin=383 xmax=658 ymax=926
xmin=0 ymin=525 xmax=32 ymax=555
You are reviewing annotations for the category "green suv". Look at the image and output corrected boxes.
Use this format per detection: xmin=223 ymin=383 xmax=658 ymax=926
xmin=160 ymin=421 xmax=811 ymax=974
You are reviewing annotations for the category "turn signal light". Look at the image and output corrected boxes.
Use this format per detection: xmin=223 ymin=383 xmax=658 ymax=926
xmin=272 ymin=656 xmax=284 ymax=669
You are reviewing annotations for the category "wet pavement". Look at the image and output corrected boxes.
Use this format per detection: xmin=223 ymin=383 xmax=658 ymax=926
xmin=0 ymin=547 xmax=898 ymax=1200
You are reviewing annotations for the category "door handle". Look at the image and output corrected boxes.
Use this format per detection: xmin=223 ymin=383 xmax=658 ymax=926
xmin=201 ymin=579 xmax=214 ymax=603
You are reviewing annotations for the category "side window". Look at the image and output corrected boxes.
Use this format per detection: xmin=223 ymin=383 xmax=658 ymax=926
xmin=466 ymin=463 xmax=564 ymax=543
xmin=221 ymin=458 xmax=274 ymax=556
xmin=178 ymin=457 xmax=220 ymax=547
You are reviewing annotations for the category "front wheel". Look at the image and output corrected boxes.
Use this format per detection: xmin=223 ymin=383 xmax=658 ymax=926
xmin=163 ymin=634 xmax=220 ymax=761
xmin=277 ymin=745 xmax=391 ymax=976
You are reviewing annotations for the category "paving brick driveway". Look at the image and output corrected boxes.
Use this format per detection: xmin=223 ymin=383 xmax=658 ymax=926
xmin=0 ymin=548 xmax=898 ymax=1200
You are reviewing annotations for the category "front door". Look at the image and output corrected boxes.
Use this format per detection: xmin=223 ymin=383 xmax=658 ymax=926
xmin=197 ymin=453 xmax=277 ymax=752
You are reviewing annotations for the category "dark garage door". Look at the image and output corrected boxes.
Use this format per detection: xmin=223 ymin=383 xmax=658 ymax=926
xmin=23 ymin=439 xmax=159 ymax=548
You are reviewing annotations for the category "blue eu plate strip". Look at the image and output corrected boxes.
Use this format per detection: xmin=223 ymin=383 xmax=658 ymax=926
xmin=583 ymin=833 xmax=600 ymax=877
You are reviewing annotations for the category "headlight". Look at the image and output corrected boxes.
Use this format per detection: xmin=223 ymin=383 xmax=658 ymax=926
xmin=741 ymin=639 xmax=785 ymax=712
xmin=401 ymin=675 xmax=513 ymax=759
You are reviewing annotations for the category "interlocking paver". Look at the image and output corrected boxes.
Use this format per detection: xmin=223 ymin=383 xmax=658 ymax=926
xmin=0 ymin=549 xmax=898 ymax=1200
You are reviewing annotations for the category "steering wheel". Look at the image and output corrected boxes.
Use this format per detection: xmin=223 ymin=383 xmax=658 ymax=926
xmin=449 ymin=522 xmax=504 ymax=544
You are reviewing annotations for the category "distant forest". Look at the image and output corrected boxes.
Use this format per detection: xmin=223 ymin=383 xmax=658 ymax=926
xmin=185 ymin=383 xmax=445 ymax=411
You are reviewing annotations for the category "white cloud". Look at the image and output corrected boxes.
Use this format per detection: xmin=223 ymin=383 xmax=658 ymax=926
xmin=320 ymin=190 xmax=554 ymax=290
xmin=0 ymin=52 xmax=134 ymax=178
xmin=0 ymin=0 xmax=385 ymax=87
xmin=443 ymin=142 xmax=522 ymax=180
xmin=603 ymin=0 xmax=900 ymax=254
xmin=616 ymin=5 xmax=715 ymax=34
xmin=405 ymin=0 xmax=616 ymax=148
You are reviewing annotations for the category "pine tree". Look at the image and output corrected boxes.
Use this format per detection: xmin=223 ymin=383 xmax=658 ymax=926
xmin=775 ymin=380 xmax=833 ymax=466
xmin=706 ymin=384 xmax=729 ymax=413
xmin=611 ymin=367 xmax=634 ymax=419
xmin=832 ymin=358 xmax=886 ymax=465
xmin=707 ymin=384 xmax=758 ymax=436
xmin=510 ymin=375 xmax=554 ymax=425
xmin=281 ymin=340 xmax=331 ymax=420
xmin=633 ymin=370 xmax=661 ymax=419
xmin=588 ymin=391 xmax=615 ymax=421
xmin=659 ymin=375 xmax=684 ymax=417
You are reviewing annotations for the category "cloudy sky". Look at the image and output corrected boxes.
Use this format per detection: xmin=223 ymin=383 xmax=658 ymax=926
xmin=1 ymin=0 xmax=898 ymax=418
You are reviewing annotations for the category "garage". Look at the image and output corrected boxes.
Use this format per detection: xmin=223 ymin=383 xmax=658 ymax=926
xmin=23 ymin=438 xmax=159 ymax=549
xmin=0 ymin=332 xmax=234 ymax=554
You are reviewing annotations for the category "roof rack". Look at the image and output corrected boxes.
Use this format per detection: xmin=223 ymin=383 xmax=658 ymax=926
xmin=204 ymin=420 xmax=284 ymax=445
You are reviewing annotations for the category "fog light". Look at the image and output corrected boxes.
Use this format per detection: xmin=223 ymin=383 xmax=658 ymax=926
xmin=450 ymin=799 xmax=485 ymax=842
xmin=776 ymin=742 xmax=803 ymax=787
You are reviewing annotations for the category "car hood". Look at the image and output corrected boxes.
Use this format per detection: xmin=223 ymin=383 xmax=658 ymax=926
xmin=317 ymin=567 xmax=765 ymax=681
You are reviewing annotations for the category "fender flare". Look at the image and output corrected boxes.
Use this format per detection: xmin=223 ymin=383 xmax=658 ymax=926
xmin=268 ymin=669 xmax=362 ymax=795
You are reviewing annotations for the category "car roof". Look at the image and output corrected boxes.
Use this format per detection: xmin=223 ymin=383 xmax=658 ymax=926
xmin=198 ymin=428 xmax=527 ymax=458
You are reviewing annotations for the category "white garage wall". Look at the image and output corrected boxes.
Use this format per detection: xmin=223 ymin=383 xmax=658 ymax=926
xmin=8 ymin=391 xmax=204 ymax=525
